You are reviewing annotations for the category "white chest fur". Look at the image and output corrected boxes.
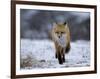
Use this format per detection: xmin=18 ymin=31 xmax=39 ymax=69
xmin=57 ymin=34 xmax=67 ymax=48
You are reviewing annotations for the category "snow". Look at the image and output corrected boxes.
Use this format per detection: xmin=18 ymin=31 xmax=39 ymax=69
xmin=20 ymin=39 xmax=90 ymax=69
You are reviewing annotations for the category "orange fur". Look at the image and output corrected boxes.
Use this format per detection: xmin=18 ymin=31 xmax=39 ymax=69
xmin=51 ymin=22 xmax=70 ymax=64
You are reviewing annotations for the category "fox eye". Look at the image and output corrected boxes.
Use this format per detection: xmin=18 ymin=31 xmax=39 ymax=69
xmin=55 ymin=32 xmax=59 ymax=34
xmin=61 ymin=32 xmax=65 ymax=34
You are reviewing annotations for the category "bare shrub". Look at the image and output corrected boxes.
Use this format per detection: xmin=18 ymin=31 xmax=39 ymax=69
xmin=20 ymin=52 xmax=37 ymax=69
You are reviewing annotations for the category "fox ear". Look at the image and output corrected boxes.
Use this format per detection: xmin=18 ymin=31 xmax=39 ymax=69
xmin=64 ymin=22 xmax=68 ymax=28
xmin=53 ymin=22 xmax=57 ymax=28
xmin=63 ymin=22 xmax=67 ymax=25
xmin=63 ymin=22 xmax=68 ymax=27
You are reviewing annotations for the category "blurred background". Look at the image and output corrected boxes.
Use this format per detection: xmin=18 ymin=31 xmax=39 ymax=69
xmin=20 ymin=9 xmax=90 ymax=41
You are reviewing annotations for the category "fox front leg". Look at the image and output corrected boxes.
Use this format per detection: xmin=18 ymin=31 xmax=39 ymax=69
xmin=55 ymin=53 xmax=57 ymax=58
xmin=62 ymin=48 xmax=66 ymax=62
xmin=55 ymin=43 xmax=58 ymax=58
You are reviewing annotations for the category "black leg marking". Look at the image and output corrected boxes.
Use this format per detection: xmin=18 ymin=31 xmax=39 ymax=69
xmin=55 ymin=53 xmax=57 ymax=58
xmin=65 ymin=43 xmax=70 ymax=53
xmin=58 ymin=53 xmax=63 ymax=64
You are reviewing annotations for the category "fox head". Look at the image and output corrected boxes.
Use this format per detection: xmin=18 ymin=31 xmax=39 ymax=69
xmin=52 ymin=22 xmax=69 ymax=47
xmin=53 ymin=22 xmax=68 ymax=38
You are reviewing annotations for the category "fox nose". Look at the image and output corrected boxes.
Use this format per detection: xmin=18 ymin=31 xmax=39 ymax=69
xmin=58 ymin=36 xmax=60 ymax=38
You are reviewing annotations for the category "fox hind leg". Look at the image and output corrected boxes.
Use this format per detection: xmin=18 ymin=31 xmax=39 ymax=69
xmin=65 ymin=43 xmax=70 ymax=53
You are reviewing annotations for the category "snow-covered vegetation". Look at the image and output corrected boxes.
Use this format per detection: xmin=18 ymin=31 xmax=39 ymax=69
xmin=20 ymin=39 xmax=90 ymax=69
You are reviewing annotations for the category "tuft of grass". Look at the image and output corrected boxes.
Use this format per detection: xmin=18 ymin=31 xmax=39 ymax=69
xmin=20 ymin=52 xmax=37 ymax=69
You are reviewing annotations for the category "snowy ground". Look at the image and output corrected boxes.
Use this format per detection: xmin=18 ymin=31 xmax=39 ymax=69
xmin=20 ymin=39 xmax=90 ymax=69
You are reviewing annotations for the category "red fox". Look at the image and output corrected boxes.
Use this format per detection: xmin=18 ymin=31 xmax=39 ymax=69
xmin=51 ymin=22 xmax=70 ymax=64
